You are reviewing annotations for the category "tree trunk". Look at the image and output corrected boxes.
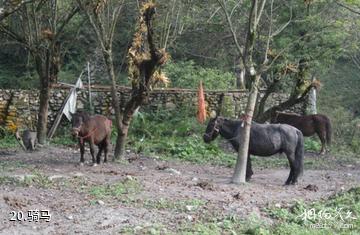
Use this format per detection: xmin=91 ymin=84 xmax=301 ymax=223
xmin=232 ymin=74 xmax=260 ymax=184
xmin=37 ymin=76 xmax=50 ymax=144
xmin=115 ymin=124 xmax=129 ymax=157
xmin=235 ymin=57 xmax=246 ymax=89
xmin=308 ymin=87 xmax=317 ymax=114
xmin=102 ymin=50 xmax=124 ymax=160
xmin=255 ymin=79 xmax=279 ymax=122
xmin=308 ymin=76 xmax=317 ymax=114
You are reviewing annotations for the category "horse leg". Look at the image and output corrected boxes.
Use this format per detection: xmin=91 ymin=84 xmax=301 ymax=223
xmin=318 ymin=131 xmax=326 ymax=155
xmin=246 ymin=155 xmax=253 ymax=181
xmin=285 ymin=152 xmax=295 ymax=185
xmin=79 ymin=142 xmax=85 ymax=166
xmin=103 ymin=137 xmax=110 ymax=163
xmin=96 ymin=145 xmax=103 ymax=165
xmin=89 ymin=140 xmax=96 ymax=166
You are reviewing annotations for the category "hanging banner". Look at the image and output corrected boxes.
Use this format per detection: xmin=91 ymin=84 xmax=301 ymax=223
xmin=197 ymin=80 xmax=206 ymax=124
xmin=63 ymin=78 xmax=83 ymax=121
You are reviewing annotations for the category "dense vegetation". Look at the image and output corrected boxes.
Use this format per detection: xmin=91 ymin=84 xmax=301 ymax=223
xmin=1 ymin=0 xmax=360 ymax=233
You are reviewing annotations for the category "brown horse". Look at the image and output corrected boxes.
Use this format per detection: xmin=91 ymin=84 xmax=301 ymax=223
xmin=71 ymin=111 xmax=112 ymax=166
xmin=271 ymin=112 xmax=331 ymax=154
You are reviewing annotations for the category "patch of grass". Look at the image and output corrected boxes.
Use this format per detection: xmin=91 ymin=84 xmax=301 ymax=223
xmin=252 ymin=155 xmax=289 ymax=169
xmin=115 ymin=187 xmax=360 ymax=234
xmin=143 ymin=198 xmax=206 ymax=212
xmin=304 ymin=138 xmax=322 ymax=153
xmin=265 ymin=187 xmax=360 ymax=234
xmin=0 ymin=161 xmax=27 ymax=172
xmin=178 ymin=214 xmax=270 ymax=235
xmin=88 ymin=177 xmax=142 ymax=200
xmin=0 ymin=176 xmax=24 ymax=186
xmin=0 ymin=171 xmax=58 ymax=189
xmin=120 ymin=224 xmax=168 ymax=235
xmin=0 ymin=127 xmax=18 ymax=148
xmin=29 ymin=171 xmax=54 ymax=188
xmin=51 ymin=132 xmax=77 ymax=146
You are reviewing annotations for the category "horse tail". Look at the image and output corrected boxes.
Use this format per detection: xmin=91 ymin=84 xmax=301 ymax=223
xmin=325 ymin=118 xmax=332 ymax=146
xmin=294 ymin=130 xmax=304 ymax=177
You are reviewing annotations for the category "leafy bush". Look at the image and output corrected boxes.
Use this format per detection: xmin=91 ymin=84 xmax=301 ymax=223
xmin=304 ymin=138 xmax=322 ymax=152
xmin=163 ymin=60 xmax=236 ymax=89
xmin=127 ymin=107 xmax=235 ymax=166
xmin=0 ymin=127 xmax=18 ymax=148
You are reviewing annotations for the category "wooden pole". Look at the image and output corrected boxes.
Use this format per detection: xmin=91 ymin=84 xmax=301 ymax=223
xmin=47 ymin=71 xmax=83 ymax=139
xmin=47 ymin=88 xmax=73 ymax=139
xmin=87 ymin=61 xmax=93 ymax=114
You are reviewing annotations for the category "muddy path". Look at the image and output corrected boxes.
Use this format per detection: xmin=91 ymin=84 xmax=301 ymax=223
xmin=0 ymin=146 xmax=359 ymax=234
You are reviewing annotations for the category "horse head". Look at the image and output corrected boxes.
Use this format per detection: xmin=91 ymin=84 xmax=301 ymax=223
xmin=71 ymin=111 xmax=90 ymax=137
xmin=270 ymin=111 xmax=281 ymax=123
xmin=203 ymin=116 xmax=224 ymax=143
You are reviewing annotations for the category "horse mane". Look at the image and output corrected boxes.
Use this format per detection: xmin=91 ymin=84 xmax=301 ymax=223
xmin=75 ymin=111 xmax=91 ymax=122
xmin=278 ymin=112 xmax=300 ymax=117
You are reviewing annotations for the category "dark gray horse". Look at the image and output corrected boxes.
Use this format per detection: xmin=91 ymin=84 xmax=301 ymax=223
xmin=203 ymin=116 xmax=304 ymax=185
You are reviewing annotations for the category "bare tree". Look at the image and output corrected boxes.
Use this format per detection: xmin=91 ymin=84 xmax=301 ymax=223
xmin=0 ymin=0 xmax=33 ymax=21
xmin=77 ymin=0 xmax=126 ymax=159
xmin=78 ymin=0 xmax=169 ymax=159
xmin=218 ymin=0 xmax=302 ymax=183
xmin=0 ymin=0 xmax=79 ymax=144
xmin=120 ymin=1 xmax=169 ymax=158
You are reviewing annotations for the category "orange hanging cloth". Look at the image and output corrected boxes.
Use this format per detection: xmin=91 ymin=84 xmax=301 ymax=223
xmin=197 ymin=80 xmax=206 ymax=124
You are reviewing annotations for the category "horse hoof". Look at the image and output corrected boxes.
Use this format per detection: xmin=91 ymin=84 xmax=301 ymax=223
xmin=92 ymin=163 xmax=98 ymax=167
xmin=79 ymin=162 xmax=84 ymax=167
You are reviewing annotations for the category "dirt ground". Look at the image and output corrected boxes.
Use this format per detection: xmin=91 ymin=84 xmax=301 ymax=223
xmin=0 ymin=146 xmax=359 ymax=234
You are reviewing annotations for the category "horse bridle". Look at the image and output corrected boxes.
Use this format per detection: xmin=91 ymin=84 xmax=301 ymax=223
xmin=204 ymin=117 xmax=222 ymax=139
xmin=72 ymin=122 xmax=97 ymax=144
xmin=272 ymin=111 xmax=280 ymax=123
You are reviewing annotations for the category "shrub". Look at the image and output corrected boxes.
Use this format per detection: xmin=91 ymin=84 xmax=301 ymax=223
xmin=163 ymin=60 xmax=236 ymax=89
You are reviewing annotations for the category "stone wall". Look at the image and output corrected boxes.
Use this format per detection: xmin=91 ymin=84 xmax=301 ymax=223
xmin=0 ymin=86 xmax=307 ymax=131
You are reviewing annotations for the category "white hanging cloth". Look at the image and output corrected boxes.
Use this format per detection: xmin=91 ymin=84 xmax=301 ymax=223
xmin=63 ymin=78 xmax=83 ymax=121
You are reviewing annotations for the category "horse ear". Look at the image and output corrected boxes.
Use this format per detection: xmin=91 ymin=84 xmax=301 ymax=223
xmin=15 ymin=129 xmax=21 ymax=140
xmin=210 ymin=110 xmax=217 ymax=118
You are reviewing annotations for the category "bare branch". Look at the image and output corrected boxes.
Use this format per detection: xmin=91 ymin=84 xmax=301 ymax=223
xmin=207 ymin=7 xmax=221 ymax=23
xmin=255 ymin=0 xmax=267 ymax=26
xmin=271 ymin=1 xmax=292 ymax=37
xmin=109 ymin=0 xmax=125 ymax=49
xmin=217 ymin=0 xmax=244 ymax=57
xmin=55 ymin=5 xmax=80 ymax=40
xmin=335 ymin=0 xmax=360 ymax=15
xmin=0 ymin=22 xmax=30 ymax=49
xmin=0 ymin=0 xmax=34 ymax=21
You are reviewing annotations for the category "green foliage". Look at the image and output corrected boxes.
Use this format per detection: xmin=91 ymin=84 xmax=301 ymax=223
xmin=0 ymin=65 xmax=38 ymax=89
xmin=304 ymin=138 xmax=322 ymax=152
xmin=163 ymin=60 xmax=236 ymax=89
xmin=0 ymin=127 xmax=18 ymax=148
xmin=127 ymin=108 xmax=235 ymax=167
xmin=51 ymin=134 xmax=77 ymax=146
xmin=318 ymin=61 xmax=360 ymax=154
